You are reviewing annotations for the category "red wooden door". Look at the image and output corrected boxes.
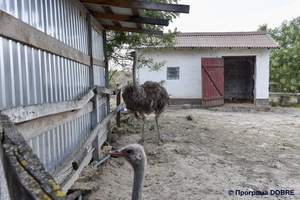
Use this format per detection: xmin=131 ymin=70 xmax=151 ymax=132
xmin=202 ymin=58 xmax=224 ymax=107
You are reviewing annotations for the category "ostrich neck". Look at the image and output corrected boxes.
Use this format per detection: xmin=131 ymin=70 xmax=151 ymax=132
xmin=132 ymin=54 xmax=138 ymax=91
xmin=132 ymin=162 xmax=146 ymax=200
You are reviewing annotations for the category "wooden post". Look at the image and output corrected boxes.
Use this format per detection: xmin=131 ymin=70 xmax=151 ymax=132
xmin=116 ymin=85 xmax=121 ymax=127
xmin=87 ymin=13 xmax=101 ymax=161
xmin=103 ymin=30 xmax=112 ymax=143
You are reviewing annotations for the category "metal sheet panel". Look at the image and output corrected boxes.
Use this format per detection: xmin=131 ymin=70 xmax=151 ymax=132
xmin=29 ymin=113 xmax=92 ymax=171
xmin=92 ymin=28 xmax=104 ymax=61
xmin=0 ymin=37 xmax=90 ymax=109
xmin=0 ymin=0 xmax=106 ymax=173
xmin=0 ymin=0 xmax=89 ymax=54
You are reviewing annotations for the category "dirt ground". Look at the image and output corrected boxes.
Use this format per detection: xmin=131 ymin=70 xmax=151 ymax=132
xmin=85 ymin=104 xmax=300 ymax=200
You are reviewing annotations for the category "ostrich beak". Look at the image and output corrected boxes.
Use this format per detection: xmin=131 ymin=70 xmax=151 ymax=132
xmin=109 ymin=150 xmax=129 ymax=158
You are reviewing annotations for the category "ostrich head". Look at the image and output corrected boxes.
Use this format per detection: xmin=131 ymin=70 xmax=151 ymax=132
xmin=109 ymin=144 xmax=146 ymax=168
xmin=129 ymin=51 xmax=136 ymax=58
xmin=109 ymin=144 xmax=147 ymax=200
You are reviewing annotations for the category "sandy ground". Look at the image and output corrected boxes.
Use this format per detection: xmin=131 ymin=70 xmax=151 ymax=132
xmin=85 ymin=104 xmax=300 ymax=200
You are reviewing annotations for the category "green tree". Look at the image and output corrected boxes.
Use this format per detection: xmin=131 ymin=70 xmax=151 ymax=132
xmin=259 ymin=17 xmax=300 ymax=93
xmin=107 ymin=0 xmax=181 ymax=75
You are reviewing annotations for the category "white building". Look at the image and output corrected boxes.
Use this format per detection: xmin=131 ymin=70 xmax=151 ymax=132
xmin=137 ymin=32 xmax=279 ymax=106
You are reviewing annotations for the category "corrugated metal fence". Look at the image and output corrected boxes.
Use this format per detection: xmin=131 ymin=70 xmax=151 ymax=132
xmin=0 ymin=0 xmax=110 ymax=193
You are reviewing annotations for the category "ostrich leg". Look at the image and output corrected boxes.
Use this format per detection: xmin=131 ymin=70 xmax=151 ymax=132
xmin=155 ymin=115 xmax=163 ymax=146
xmin=138 ymin=113 xmax=146 ymax=144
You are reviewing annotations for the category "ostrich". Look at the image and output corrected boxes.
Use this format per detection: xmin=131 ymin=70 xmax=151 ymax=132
xmin=109 ymin=144 xmax=147 ymax=200
xmin=122 ymin=51 xmax=169 ymax=145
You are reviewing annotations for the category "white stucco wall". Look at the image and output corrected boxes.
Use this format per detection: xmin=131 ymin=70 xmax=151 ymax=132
xmin=137 ymin=48 xmax=270 ymax=101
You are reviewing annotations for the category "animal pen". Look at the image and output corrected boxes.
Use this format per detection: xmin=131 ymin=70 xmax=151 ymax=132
xmin=0 ymin=0 xmax=189 ymax=199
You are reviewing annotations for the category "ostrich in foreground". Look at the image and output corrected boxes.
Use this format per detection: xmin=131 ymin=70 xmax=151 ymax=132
xmin=109 ymin=144 xmax=147 ymax=200
xmin=122 ymin=51 xmax=170 ymax=145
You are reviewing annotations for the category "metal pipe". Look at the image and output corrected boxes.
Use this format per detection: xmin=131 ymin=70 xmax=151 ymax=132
xmin=93 ymin=141 xmax=111 ymax=167
xmin=94 ymin=155 xmax=111 ymax=167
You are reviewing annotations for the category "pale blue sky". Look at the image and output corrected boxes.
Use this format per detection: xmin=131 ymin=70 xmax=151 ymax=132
xmin=165 ymin=0 xmax=300 ymax=33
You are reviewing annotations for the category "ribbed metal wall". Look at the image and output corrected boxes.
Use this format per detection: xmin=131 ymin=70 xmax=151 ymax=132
xmin=0 ymin=39 xmax=91 ymax=108
xmin=0 ymin=0 xmax=106 ymax=172
xmin=92 ymin=28 xmax=105 ymax=61
xmin=0 ymin=0 xmax=89 ymax=54
xmin=29 ymin=113 xmax=92 ymax=171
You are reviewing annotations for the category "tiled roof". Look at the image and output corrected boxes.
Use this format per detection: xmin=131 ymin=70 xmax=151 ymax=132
xmin=139 ymin=31 xmax=279 ymax=48
xmin=175 ymin=31 xmax=279 ymax=48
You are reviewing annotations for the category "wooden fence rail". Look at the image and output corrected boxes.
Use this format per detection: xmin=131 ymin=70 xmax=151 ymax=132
xmin=269 ymin=92 xmax=300 ymax=103
xmin=1 ymin=82 xmax=129 ymax=194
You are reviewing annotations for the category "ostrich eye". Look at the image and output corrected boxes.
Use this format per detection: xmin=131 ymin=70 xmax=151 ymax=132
xmin=125 ymin=149 xmax=132 ymax=154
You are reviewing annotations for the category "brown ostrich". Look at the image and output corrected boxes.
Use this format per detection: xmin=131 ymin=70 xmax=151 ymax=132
xmin=109 ymin=144 xmax=147 ymax=200
xmin=122 ymin=51 xmax=169 ymax=145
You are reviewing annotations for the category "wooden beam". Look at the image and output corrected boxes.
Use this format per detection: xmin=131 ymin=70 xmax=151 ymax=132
xmin=67 ymin=191 xmax=82 ymax=200
xmin=0 ymin=10 xmax=90 ymax=66
xmin=93 ymin=58 xmax=106 ymax=67
xmin=131 ymin=8 xmax=143 ymax=29
xmin=72 ymin=0 xmax=105 ymax=31
xmin=103 ymin=25 xmax=163 ymax=35
xmin=81 ymin=0 xmax=190 ymax=13
xmin=101 ymin=6 xmax=127 ymax=38
xmin=68 ymin=103 xmax=124 ymax=176
xmin=96 ymin=86 xmax=115 ymax=95
xmin=103 ymin=29 xmax=112 ymax=143
xmin=1 ymin=86 xmax=96 ymax=123
xmin=60 ymin=149 xmax=94 ymax=193
xmin=17 ymin=102 xmax=92 ymax=140
xmin=84 ymin=102 xmax=125 ymax=149
xmin=93 ymin=12 xmax=169 ymax=26
xmin=16 ymin=96 xmax=107 ymax=140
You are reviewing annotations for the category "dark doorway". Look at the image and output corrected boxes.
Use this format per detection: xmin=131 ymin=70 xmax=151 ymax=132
xmin=224 ymin=57 xmax=255 ymax=103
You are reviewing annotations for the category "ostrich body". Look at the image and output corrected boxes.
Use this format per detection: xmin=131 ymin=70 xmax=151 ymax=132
xmin=109 ymin=144 xmax=147 ymax=200
xmin=122 ymin=52 xmax=169 ymax=145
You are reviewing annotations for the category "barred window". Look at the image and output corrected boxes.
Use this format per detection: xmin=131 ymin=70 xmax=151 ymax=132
xmin=167 ymin=67 xmax=179 ymax=80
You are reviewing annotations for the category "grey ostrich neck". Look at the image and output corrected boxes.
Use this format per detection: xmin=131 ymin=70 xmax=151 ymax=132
xmin=131 ymin=160 xmax=146 ymax=200
xmin=132 ymin=53 xmax=139 ymax=91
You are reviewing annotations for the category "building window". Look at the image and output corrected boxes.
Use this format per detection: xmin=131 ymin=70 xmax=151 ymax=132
xmin=167 ymin=67 xmax=179 ymax=80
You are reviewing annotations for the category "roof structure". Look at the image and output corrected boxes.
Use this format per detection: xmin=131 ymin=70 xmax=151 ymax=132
xmin=175 ymin=31 xmax=280 ymax=48
xmin=80 ymin=0 xmax=190 ymax=35
xmin=138 ymin=31 xmax=279 ymax=48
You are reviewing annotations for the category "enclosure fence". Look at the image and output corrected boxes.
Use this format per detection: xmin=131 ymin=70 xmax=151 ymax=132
xmin=0 ymin=0 xmax=125 ymax=198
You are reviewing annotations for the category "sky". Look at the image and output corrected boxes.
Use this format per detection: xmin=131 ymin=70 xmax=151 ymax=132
xmin=165 ymin=0 xmax=300 ymax=33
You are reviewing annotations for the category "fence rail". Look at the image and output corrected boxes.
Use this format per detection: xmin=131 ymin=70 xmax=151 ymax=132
xmin=0 ymin=81 xmax=129 ymax=195
xmin=269 ymin=92 xmax=300 ymax=103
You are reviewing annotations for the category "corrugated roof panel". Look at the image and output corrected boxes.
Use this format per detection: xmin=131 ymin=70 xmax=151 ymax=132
xmin=110 ymin=7 xmax=133 ymax=16
xmin=156 ymin=31 xmax=279 ymax=49
xmin=97 ymin=19 xmax=115 ymax=26
xmin=119 ymin=21 xmax=137 ymax=28
xmin=84 ymin=4 xmax=106 ymax=13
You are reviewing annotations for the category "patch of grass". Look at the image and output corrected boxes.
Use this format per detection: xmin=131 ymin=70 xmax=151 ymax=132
xmin=128 ymin=117 xmax=141 ymax=130
xmin=282 ymin=143 xmax=296 ymax=147
xmin=291 ymin=102 xmax=300 ymax=108
xmin=203 ymin=127 xmax=210 ymax=132
xmin=270 ymin=100 xmax=279 ymax=107
xmin=107 ymin=193 xmax=115 ymax=200
xmin=117 ymin=157 xmax=125 ymax=166
xmin=206 ymin=107 xmax=218 ymax=111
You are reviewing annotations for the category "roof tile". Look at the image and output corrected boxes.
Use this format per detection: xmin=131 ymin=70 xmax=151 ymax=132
xmin=173 ymin=31 xmax=279 ymax=48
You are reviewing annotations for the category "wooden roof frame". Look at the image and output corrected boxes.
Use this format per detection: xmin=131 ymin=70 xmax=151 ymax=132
xmin=80 ymin=0 xmax=190 ymax=35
